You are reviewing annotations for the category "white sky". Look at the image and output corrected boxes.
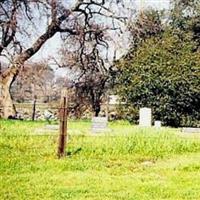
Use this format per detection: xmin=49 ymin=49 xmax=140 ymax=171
xmin=135 ymin=0 xmax=170 ymax=10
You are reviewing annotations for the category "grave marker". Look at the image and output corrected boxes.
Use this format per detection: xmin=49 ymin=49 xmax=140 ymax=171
xmin=154 ymin=120 xmax=162 ymax=128
xmin=139 ymin=107 xmax=152 ymax=127
xmin=92 ymin=117 xmax=108 ymax=133
xmin=182 ymin=127 xmax=200 ymax=133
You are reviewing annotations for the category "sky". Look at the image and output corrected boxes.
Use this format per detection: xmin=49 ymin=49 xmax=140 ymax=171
xmin=135 ymin=0 xmax=170 ymax=10
xmin=30 ymin=0 xmax=170 ymax=77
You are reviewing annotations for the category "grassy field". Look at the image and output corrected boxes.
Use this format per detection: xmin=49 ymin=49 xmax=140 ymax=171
xmin=1 ymin=120 xmax=200 ymax=200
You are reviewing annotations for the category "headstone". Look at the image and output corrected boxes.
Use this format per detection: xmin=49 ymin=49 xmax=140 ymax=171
xmin=154 ymin=120 xmax=162 ymax=128
xmin=92 ymin=117 xmax=108 ymax=133
xmin=182 ymin=127 xmax=200 ymax=133
xmin=139 ymin=107 xmax=152 ymax=127
xmin=45 ymin=125 xmax=59 ymax=130
xmin=44 ymin=110 xmax=54 ymax=123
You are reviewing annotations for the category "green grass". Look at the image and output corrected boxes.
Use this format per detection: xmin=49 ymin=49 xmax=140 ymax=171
xmin=1 ymin=119 xmax=200 ymax=199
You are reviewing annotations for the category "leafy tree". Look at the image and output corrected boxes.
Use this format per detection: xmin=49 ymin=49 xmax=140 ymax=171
xmin=170 ymin=0 xmax=200 ymax=50
xmin=116 ymin=30 xmax=200 ymax=127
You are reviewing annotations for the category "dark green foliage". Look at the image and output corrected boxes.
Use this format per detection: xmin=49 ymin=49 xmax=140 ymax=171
xmin=170 ymin=0 xmax=200 ymax=50
xmin=117 ymin=31 xmax=200 ymax=127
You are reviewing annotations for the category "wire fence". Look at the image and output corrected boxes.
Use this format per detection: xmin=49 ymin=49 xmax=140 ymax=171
xmin=0 ymin=99 xmax=114 ymax=121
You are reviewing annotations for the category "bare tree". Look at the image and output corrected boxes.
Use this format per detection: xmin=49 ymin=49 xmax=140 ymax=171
xmin=75 ymin=74 xmax=109 ymax=117
xmin=60 ymin=22 xmax=123 ymax=117
xmin=11 ymin=62 xmax=55 ymax=103
xmin=0 ymin=0 xmax=134 ymax=118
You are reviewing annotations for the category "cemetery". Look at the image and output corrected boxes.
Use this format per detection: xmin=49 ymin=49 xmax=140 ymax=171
xmin=0 ymin=0 xmax=200 ymax=199
xmin=1 ymin=119 xmax=200 ymax=199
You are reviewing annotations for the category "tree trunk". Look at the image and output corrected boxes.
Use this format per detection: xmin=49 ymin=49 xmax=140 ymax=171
xmin=0 ymin=10 xmax=71 ymax=119
xmin=93 ymin=102 xmax=101 ymax=117
xmin=0 ymin=68 xmax=18 ymax=118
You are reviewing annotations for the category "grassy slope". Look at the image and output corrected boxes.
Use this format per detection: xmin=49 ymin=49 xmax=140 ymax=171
xmin=0 ymin=120 xmax=200 ymax=200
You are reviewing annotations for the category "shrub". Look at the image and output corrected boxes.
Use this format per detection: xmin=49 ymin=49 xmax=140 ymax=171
xmin=116 ymin=31 xmax=200 ymax=127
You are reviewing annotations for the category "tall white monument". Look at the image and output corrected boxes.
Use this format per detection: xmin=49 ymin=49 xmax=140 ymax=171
xmin=139 ymin=107 xmax=152 ymax=127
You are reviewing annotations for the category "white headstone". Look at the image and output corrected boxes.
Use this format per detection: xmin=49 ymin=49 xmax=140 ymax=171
xmin=154 ymin=120 xmax=162 ymax=128
xmin=139 ymin=107 xmax=152 ymax=127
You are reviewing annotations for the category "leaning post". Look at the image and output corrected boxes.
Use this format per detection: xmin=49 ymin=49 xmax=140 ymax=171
xmin=32 ymin=95 xmax=37 ymax=121
xmin=57 ymin=88 xmax=68 ymax=158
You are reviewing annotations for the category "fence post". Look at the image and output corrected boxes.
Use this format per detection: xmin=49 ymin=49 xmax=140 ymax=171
xmin=32 ymin=95 xmax=37 ymax=121
xmin=57 ymin=88 xmax=68 ymax=158
xmin=106 ymin=94 xmax=109 ymax=120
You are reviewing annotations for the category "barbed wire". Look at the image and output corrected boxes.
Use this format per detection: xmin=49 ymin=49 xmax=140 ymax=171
xmin=0 ymin=103 xmax=116 ymax=110
xmin=0 ymin=106 xmax=59 ymax=109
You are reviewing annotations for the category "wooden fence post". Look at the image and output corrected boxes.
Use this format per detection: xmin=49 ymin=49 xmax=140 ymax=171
xmin=106 ymin=94 xmax=109 ymax=121
xmin=32 ymin=95 xmax=37 ymax=121
xmin=57 ymin=88 xmax=68 ymax=158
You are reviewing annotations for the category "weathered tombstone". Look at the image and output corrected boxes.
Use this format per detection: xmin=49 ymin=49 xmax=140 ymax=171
xmin=92 ymin=117 xmax=108 ymax=133
xmin=44 ymin=110 xmax=54 ymax=124
xmin=182 ymin=128 xmax=200 ymax=133
xmin=45 ymin=124 xmax=59 ymax=130
xmin=154 ymin=120 xmax=162 ymax=128
xmin=139 ymin=107 xmax=152 ymax=127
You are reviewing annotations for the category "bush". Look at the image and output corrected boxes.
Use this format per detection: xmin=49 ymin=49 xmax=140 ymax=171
xmin=116 ymin=30 xmax=200 ymax=127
